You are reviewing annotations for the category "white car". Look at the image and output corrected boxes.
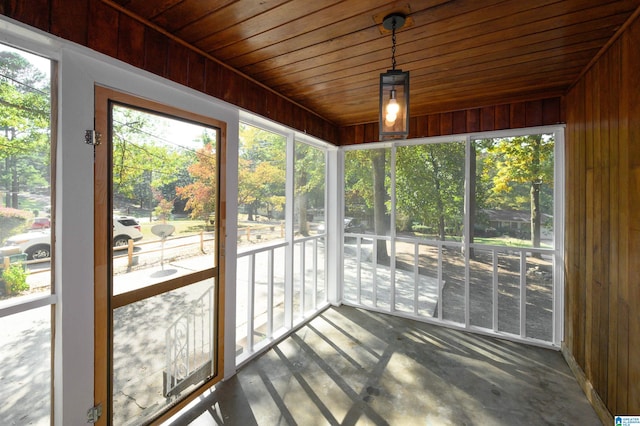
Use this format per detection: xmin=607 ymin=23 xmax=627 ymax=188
xmin=0 ymin=229 xmax=51 ymax=260
xmin=0 ymin=216 xmax=144 ymax=260
xmin=112 ymin=215 xmax=144 ymax=248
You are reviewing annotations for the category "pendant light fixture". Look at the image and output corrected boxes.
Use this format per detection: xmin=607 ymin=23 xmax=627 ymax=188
xmin=379 ymin=13 xmax=410 ymax=140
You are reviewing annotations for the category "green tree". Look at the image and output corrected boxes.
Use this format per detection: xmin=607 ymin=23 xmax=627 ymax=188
xmin=344 ymin=149 xmax=390 ymax=260
xmin=0 ymin=51 xmax=50 ymax=208
xmin=112 ymin=106 xmax=194 ymax=211
xmin=295 ymin=142 xmax=324 ymax=236
xmin=483 ymin=134 xmax=554 ymax=249
xmin=395 ymin=142 xmax=465 ymax=241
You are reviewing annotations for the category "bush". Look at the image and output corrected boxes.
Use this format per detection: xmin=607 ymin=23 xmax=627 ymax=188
xmin=0 ymin=207 xmax=33 ymax=242
xmin=412 ymin=224 xmax=433 ymax=234
xmin=3 ymin=264 xmax=29 ymax=294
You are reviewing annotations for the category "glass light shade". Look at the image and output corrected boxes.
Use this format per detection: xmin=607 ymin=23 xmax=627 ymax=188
xmin=379 ymin=69 xmax=409 ymax=140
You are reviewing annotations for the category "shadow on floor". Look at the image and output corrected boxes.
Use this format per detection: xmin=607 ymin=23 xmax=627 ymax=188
xmin=165 ymin=305 xmax=601 ymax=426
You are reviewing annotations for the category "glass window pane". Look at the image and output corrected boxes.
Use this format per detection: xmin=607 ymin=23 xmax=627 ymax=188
xmin=526 ymin=254 xmax=553 ymax=341
xmin=0 ymin=44 xmax=52 ymax=296
xmin=236 ymin=245 xmax=287 ymax=357
xmin=393 ymin=240 xmax=416 ymax=314
xmin=0 ymin=44 xmax=53 ymax=425
xmin=469 ymin=248 xmax=495 ymax=329
xmin=294 ymin=142 xmax=325 ymax=236
xmin=393 ymin=241 xmax=440 ymax=318
xmin=396 ymin=142 xmax=465 ymax=240
xmin=497 ymin=251 xmax=520 ymax=335
xmin=440 ymin=246 xmax=465 ymax=325
xmin=293 ymin=237 xmax=326 ymax=319
xmin=0 ymin=305 xmax=51 ymax=424
xmin=344 ymin=149 xmax=391 ymax=310
xmin=237 ymin=123 xmax=286 ymax=247
xmin=113 ymin=279 xmax=216 ymax=424
xmin=344 ymin=148 xmax=390 ymax=237
xmin=342 ymin=236 xmax=361 ymax=304
xmin=471 ymin=135 xmax=554 ymax=248
xmin=111 ymin=105 xmax=218 ymax=295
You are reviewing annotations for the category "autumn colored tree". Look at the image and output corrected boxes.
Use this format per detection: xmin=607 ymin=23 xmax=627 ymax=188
xmin=238 ymin=124 xmax=286 ymax=221
xmin=152 ymin=189 xmax=174 ymax=222
xmin=176 ymin=142 xmax=217 ymax=220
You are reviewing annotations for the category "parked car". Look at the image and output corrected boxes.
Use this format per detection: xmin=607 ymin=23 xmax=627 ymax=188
xmin=0 ymin=230 xmax=51 ymax=260
xmin=0 ymin=216 xmax=144 ymax=260
xmin=30 ymin=217 xmax=51 ymax=229
xmin=113 ymin=215 xmax=143 ymax=248
xmin=317 ymin=217 xmax=365 ymax=234
xmin=344 ymin=217 xmax=365 ymax=233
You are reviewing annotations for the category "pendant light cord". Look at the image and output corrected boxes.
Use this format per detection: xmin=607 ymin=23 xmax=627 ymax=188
xmin=391 ymin=19 xmax=397 ymax=71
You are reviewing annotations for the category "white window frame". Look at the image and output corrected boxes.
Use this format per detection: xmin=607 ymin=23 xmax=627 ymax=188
xmin=338 ymin=125 xmax=565 ymax=348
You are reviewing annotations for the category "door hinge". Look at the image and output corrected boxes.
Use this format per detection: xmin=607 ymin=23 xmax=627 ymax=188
xmin=87 ymin=403 xmax=102 ymax=423
xmin=85 ymin=129 xmax=101 ymax=146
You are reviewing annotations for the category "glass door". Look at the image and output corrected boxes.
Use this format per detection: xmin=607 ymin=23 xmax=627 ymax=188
xmin=94 ymin=87 xmax=226 ymax=425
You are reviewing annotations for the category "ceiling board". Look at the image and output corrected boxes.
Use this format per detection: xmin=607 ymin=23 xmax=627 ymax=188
xmin=111 ymin=0 xmax=640 ymax=126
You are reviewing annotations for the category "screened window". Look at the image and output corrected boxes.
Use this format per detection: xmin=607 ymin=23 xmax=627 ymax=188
xmin=341 ymin=130 xmax=562 ymax=346
xmin=0 ymin=43 xmax=54 ymax=424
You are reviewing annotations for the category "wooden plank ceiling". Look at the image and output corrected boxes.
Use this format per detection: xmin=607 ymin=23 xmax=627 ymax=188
xmin=110 ymin=0 xmax=640 ymax=127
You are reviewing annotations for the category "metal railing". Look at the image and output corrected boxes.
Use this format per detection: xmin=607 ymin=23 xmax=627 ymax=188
xmin=164 ymin=286 xmax=215 ymax=398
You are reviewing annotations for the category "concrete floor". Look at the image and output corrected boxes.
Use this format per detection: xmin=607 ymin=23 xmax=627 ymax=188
xmin=165 ymin=305 xmax=601 ymax=426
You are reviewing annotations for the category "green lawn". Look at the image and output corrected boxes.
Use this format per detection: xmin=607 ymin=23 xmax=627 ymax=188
xmin=473 ymin=236 xmax=552 ymax=248
xmin=414 ymin=232 xmax=552 ymax=248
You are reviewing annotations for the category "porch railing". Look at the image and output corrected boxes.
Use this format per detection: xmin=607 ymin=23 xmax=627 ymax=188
xmin=342 ymin=233 xmax=558 ymax=346
xmin=236 ymin=234 xmax=328 ymax=364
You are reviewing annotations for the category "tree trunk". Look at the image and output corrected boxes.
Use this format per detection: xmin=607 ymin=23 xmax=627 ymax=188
xmin=372 ymin=150 xmax=389 ymax=262
xmin=298 ymin=192 xmax=309 ymax=236
xmin=10 ymin=155 xmax=18 ymax=208
xmin=427 ymin=148 xmax=446 ymax=241
xmin=530 ymin=135 xmax=542 ymax=258
xmin=4 ymin=156 xmax=10 ymax=207
xmin=531 ymin=181 xmax=541 ymax=257
xmin=468 ymin=145 xmax=477 ymax=259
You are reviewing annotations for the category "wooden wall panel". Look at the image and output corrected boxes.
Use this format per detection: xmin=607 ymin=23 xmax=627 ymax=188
xmin=339 ymin=97 xmax=564 ymax=145
xmin=626 ymin=12 xmax=640 ymax=410
xmin=51 ymin=0 xmax=89 ymax=45
xmin=143 ymin=27 xmax=168 ymax=77
xmin=88 ymin=0 xmax=119 ymax=58
xmin=564 ymin=10 xmax=640 ymax=420
xmin=117 ymin=14 xmax=145 ymax=69
xmin=166 ymin=40 xmax=189 ymax=86
xmin=0 ymin=0 xmax=50 ymax=32
xmin=187 ymin=50 xmax=205 ymax=92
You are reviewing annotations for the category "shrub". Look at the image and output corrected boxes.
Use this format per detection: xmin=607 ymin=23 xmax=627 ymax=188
xmin=2 ymin=264 xmax=29 ymax=294
xmin=0 ymin=207 xmax=33 ymax=242
xmin=412 ymin=224 xmax=433 ymax=234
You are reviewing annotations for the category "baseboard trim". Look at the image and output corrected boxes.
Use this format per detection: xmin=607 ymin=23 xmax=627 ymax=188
xmin=561 ymin=343 xmax=613 ymax=425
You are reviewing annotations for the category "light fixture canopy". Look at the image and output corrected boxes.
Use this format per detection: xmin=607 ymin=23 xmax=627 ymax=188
xmin=379 ymin=13 xmax=410 ymax=140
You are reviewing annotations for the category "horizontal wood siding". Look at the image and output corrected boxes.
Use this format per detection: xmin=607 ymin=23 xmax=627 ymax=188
xmin=565 ymin=10 xmax=640 ymax=418
xmin=0 ymin=0 xmax=338 ymax=144
xmin=339 ymin=97 xmax=564 ymax=145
